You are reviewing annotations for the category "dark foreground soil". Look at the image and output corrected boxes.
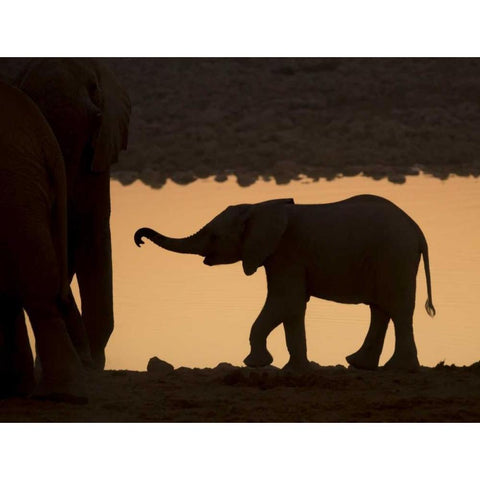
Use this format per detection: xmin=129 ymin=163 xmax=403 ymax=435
xmin=1 ymin=362 xmax=479 ymax=422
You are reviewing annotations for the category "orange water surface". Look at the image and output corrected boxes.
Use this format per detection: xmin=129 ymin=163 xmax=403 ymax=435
xmin=91 ymin=175 xmax=480 ymax=370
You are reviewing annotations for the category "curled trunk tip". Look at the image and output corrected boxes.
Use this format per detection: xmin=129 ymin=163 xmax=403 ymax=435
xmin=134 ymin=227 xmax=153 ymax=247
xmin=134 ymin=227 xmax=207 ymax=255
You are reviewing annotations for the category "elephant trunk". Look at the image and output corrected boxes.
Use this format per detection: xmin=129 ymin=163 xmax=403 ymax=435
xmin=134 ymin=227 xmax=208 ymax=255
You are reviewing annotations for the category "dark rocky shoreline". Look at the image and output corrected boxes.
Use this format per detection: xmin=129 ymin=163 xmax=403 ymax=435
xmin=2 ymin=58 xmax=480 ymax=187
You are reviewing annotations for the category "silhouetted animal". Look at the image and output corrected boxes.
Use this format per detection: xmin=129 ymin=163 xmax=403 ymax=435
xmin=134 ymin=196 xmax=435 ymax=371
xmin=16 ymin=59 xmax=131 ymax=370
xmin=0 ymin=80 xmax=87 ymax=402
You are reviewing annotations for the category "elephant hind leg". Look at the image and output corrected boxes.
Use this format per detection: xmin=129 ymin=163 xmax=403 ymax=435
xmin=62 ymin=288 xmax=94 ymax=369
xmin=26 ymin=299 xmax=88 ymax=404
xmin=245 ymin=274 xmax=309 ymax=370
xmin=346 ymin=305 xmax=390 ymax=370
xmin=19 ymin=233 xmax=88 ymax=403
xmin=0 ymin=302 xmax=35 ymax=397
xmin=384 ymin=311 xmax=419 ymax=371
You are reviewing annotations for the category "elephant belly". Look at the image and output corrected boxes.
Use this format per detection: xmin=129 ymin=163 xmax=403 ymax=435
xmin=309 ymin=286 xmax=371 ymax=306
xmin=306 ymin=264 xmax=376 ymax=306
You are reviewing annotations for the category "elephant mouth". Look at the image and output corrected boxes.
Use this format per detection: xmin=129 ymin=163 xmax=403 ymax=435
xmin=203 ymin=255 xmax=239 ymax=266
xmin=203 ymin=257 xmax=214 ymax=266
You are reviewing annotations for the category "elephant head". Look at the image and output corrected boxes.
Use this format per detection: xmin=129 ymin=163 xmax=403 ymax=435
xmin=135 ymin=198 xmax=295 ymax=275
xmin=15 ymin=58 xmax=130 ymax=177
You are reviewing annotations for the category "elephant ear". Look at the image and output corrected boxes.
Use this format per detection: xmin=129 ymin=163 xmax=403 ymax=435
xmin=241 ymin=198 xmax=294 ymax=276
xmin=90 ymin=61 xmax=131 ymax=172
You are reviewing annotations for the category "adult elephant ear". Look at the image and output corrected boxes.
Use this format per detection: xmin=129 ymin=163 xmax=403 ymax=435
xmin=90 ymin=61 xmax=131 ymax=172
xmin=241 ymin=198 xmax=294 ymax=276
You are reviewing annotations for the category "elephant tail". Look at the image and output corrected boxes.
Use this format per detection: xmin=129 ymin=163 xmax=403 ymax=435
xmin=419 ymin=230 xmax=436 ymax=317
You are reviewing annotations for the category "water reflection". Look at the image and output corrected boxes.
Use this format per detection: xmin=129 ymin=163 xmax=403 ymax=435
xmin=100 ymin=175 xmax=480 ymax=370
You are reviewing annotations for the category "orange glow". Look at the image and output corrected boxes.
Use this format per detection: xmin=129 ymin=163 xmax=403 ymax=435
xmin=90 ymin=175 xmax=480 ymax=370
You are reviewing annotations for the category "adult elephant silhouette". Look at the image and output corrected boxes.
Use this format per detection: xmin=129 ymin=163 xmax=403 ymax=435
xmin=135 ymin=196 xmax=436 ymax=371
xmin=16 ymin=59 xmax=131 ymax=370
xmin=0 ymin=81 xmax=87 ymax=402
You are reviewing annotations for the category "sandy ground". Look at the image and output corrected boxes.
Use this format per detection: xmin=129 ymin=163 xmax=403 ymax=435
xmin=1 ymin=59 xmax=479 ymax=422
xmin=1 ymin=362 xmax=479 ymax=422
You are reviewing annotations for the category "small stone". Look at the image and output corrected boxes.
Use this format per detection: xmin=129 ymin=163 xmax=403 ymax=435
xmin=214 ymin=362 xmax=238 ymax=372
xmin=147 ymin=357 xmax=174 ymax=375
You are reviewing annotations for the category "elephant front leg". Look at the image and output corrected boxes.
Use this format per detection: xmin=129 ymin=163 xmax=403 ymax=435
xmin=244 ymin=278 xmax=308 ymax=371
xmin=74 ymin=223 xmax=113 ymax=370
xmin=346 ymin=305 xmax=390 ymax=370
xmin=244 ymin=297 xmax=283 ymax=367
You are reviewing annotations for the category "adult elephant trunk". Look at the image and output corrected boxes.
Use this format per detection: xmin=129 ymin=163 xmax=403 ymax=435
xmin=134 ymin=227 xmax=208 ymax=255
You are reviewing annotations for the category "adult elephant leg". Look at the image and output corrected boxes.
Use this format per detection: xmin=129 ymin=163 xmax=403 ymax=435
xmin=32 ymin=295 xmax=92 ymax=375
xmin=63 ymin=288 xmax=94 ymax=369
xmin=346 ymin=305 xmax=390 ymax=370
xmin=27 ymin=300 xmax=87 ymax=403
xmin=70 ymin=169 xmax=114 ymax=370
xmin=0 ymin=304 xmax=35 ymax=397
xmin=12 ymin=310 xmax=35 ymax=395
xmin=21 ymin=231 xmax=87 ymax=403
xmin=73 ymin=218 xmax=113 ymax=370
xmin=384 ymin=309 xmax=419 ymax=371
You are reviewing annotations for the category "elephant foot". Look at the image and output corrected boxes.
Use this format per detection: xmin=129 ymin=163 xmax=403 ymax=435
xmin=244 ymin=348 xmax=273 ymax=368
xmin=80 ymin=354 xmax=96 ymax=371
xmin=346 ymin=350 xmax=380 ymax=371
xmin=90 ymin=350 xmax=106 ymax=371
xmin=282 ymin=358 xmax=312 ymax=372
xmin=73 ymin=344 xmax=96 ymax=370
xmin=0 ymin=373 xmax=35 ymax=398
xmin=32 ymin=378 xmax=88 ymax=404
xmin=383 ymin=354 xmax=419 ymax=372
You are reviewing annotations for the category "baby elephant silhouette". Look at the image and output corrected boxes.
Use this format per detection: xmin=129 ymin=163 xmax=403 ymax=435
xmin=134 ymin=196 xmax=435 ymax=372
